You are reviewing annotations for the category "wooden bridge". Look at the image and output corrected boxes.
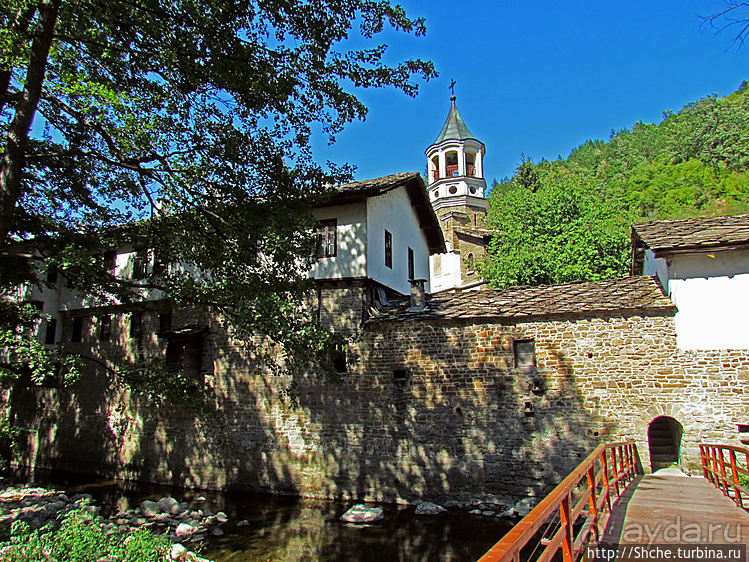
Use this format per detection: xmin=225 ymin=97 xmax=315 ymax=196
xmin=478 ymin=443 xmax=749 ymax=562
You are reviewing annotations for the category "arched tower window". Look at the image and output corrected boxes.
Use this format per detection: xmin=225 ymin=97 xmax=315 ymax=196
xmin=465 ymin=151 xmax=476 ymax=177
xmin=431 ymin=155 xmax=440 ymax=183
xmin=446 ymin=151 xmax=459 ymax=177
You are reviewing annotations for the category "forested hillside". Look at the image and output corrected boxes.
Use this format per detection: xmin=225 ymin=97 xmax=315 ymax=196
xmin=481 ymin=81 xmax=749 ymax=289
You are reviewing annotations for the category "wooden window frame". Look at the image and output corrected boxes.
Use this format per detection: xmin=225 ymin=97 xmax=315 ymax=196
xmin=316 ymin=219 xmax=337 ymax=258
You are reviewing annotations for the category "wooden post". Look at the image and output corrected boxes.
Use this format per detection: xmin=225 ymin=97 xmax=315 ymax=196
xmin=729 ymin=450 xmax=742 ymax=508
xmin=610 ymin=448 xmax=620 ymax=496
xmin=587 ymin=465 xmax=599 ymax=542
xmin=718 ymin=448 xmax=729 ymax=496
xmin=560 ymin=492 xmax=574 ymax=562
xmin=700 ymin=445 xmax=709 ymax=480
xmin=601 ymin=452 xmax=613 ymax=512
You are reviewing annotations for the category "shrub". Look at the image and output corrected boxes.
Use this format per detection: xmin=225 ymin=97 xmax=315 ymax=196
xmin=0 ymin=507 xmax=172 ymax=562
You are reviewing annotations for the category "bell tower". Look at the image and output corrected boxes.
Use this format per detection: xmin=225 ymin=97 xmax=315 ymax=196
xmin=426 ymin=94 xmax=488 ymax=216
xmin=427 ymin=94 xmax=490 ymax=292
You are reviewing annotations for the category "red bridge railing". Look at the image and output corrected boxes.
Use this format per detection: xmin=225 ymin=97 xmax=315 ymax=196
xmin=478 ymin=442 xmax=641 ymax=562
xmin=700 ymin=443 xmax=749 ymax=511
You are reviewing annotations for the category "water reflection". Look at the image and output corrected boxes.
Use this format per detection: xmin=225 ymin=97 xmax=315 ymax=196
xmin=10 ymin=470 xmax=514 ymax=561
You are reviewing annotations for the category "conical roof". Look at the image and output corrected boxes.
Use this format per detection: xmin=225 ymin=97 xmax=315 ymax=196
xmin=432 ymin=95 xmax=479 ymax=145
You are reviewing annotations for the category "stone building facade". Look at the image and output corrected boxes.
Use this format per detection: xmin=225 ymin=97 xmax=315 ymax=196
xmin=10 ymin=275 xmax=749 ymax=505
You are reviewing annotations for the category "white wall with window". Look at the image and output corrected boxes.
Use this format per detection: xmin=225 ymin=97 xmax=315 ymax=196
xmin=309 ymin=202 xmax=367 ymax=280
xmin=366 ymin=187 xmax=431 ymax=295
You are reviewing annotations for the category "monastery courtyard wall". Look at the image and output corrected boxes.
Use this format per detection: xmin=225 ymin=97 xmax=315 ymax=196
xmin=8 ymin=306 xmax=749 ymax=505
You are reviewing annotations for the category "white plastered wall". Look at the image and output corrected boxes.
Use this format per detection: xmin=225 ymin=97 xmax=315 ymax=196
xmin=643 ymin=248 xmax=749 ymax=350
xmin=366 ymin=188 xmax=431 ymax=295
xmin=310 ymin=202 xmax=367 ymax=280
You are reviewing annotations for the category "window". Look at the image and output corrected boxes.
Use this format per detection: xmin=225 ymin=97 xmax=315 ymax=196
xmin=71 ymin=317 xmax=84 ymax=343
xmin=316 ymin=219 xmax=337 ymax=258
xmin=159 ymin=311 xmax=172 ymax=334
xmin=47 ymin=265 xmax=58 ymax=284
xmin=467 ymin=253 xmax=475 ymax=274
xmin=132 ymin=249 xmax=149 ymax=278
xmin=514 ymin=339 xmax=535 ymax=370
xmin=333 ymin=341 xmax=348 ymax=374
xmin=130 ymin=312 xmax=143 ymax=340
xmin=408 ymin=247 xmax=414 ymax=280
xmin=99 ymin=315 xmax=112 ymax=341
xmin=385 ymin=230 xmax=392 ymax=268
xmin=166 ymin=333 xmax=204 ymax=380
xmin=44 ymin=319 xmax=57 ymax=345
xmin=104 ymin=251 xmax=117 ymax=274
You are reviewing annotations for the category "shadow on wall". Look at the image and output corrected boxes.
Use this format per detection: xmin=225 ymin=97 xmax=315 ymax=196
xmin=9 ymin=309 xmax=616 ymax=504
xmin=291 ymin=319 xmax=613 ymax=504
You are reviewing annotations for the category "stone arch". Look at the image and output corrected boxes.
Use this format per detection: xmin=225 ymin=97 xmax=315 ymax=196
xmin=648 ymin=416 xmax=683 ymax=472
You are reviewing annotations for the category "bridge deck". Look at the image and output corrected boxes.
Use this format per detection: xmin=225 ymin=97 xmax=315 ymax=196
xmin=602 ymin=469 xmax=749 ymax=545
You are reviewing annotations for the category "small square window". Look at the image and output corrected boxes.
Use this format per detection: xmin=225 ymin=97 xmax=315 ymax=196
xmin=514 ymin=339 xmax=535 ymax=370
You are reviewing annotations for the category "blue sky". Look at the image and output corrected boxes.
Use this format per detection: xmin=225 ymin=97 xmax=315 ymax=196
xmin=313 ymin=0 xmax=748 ymax=186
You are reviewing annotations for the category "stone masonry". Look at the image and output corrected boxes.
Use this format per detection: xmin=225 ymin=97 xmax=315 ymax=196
xmin=8 ymin=277 xmax=749 ymax=505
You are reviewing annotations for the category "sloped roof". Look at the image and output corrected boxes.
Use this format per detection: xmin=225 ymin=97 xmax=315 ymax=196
xmin=432 ymin=96 xmax=480 ymax=145
xmin=317 ymin=172 xmax=446 ymax=254
xmin=632 ymin=214 xmax=749 ymax=256
xmin=368 ymin=276 xmax=674 ymax=323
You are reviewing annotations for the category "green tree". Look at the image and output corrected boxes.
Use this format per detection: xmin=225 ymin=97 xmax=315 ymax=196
xmin=0 ymin=1 xmax=435 ymax=384
xmin=481 ymin=164 xmax=632 ymax=288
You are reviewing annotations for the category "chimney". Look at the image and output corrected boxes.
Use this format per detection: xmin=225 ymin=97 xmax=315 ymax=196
xmin=407 ymin=279 xmax=427 ymax=312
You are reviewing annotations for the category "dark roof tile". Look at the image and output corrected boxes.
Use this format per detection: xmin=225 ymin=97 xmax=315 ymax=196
xmin=633 ymin=214 xmax=749 ymax=254
xmin=368 ymin=276 xmax=674 ymax=323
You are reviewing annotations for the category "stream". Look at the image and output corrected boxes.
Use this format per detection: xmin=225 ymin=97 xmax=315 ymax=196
xmin=7 ymin=469 xmax=515 ymax=561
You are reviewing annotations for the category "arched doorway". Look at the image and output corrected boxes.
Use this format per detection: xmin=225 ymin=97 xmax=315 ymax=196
xmin=648 ymin=416 xmax=683 ymax=472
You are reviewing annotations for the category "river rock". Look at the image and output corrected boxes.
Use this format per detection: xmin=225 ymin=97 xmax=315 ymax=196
xmin=140 ymin=500 xmax=161 ymax=517
xmin=514 ymin=498 xmax=535 ymax=517
xmin=215 ymin=511 xmax=229 ymax=523
xmin=159 ymin=497 xmax=179 ymax=514
xmin=340 ymin=504 xmax=384 ymax=524
xmin=414 ymin=501 xmax=447 ymax=516
xmin=175 ymin=522 xmax=196 ymax=538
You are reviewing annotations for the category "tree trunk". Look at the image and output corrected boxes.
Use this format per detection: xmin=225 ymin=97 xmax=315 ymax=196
xmin=0 ymin=0 xmax=61 ymax=245
xmin=0 ymin=4 xmax=39 ymax=116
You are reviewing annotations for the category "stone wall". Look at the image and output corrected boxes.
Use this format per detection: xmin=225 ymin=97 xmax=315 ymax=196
xmin=9 ymin=299 xmax=749 ymax=505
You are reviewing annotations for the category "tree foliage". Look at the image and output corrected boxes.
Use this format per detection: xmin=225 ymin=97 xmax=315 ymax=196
xmin=0 ymin=0 xmax=435 ymax=383
xmin=483 ymin=81 xmax=749 ymax=289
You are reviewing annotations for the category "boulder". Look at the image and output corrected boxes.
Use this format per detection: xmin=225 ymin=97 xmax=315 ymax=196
xmin=414 ymin=501 xmax=447 ymax=516
xmin=340 ymin=504 xmax=384 ymax=524
xmin=140 ymin=500 xmax=161 ymax=518
xmin=158 ymin=497 xmax=179 ymax=514
xmin=175 ymin=522 xmax=196 ymax=539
